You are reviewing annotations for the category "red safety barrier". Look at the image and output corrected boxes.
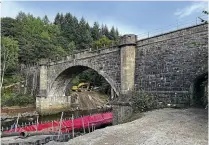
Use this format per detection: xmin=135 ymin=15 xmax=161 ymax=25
xmin=4 ymin=112 xmax=113 ymax=133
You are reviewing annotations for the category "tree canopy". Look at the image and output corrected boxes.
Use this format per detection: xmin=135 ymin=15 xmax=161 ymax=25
xmin=2 ymin=12 xmax=120 ymax=65
xmin=1 ymin=12 xmax=120 ymax=94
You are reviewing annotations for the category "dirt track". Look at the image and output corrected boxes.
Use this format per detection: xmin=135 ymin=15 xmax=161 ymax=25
xmin=60 ymin=108 xmax=208 ymax=145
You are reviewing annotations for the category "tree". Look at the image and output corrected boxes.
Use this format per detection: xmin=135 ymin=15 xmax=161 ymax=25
xmin=42 ymin=15 xmax=50 ymax=25
xmin=109 ymin=26 xmax=119 ymax=40
xmin=1 ymin=37 xmax=19 ymax=88
xmin=1 ymin=17 xmax=17 ymax=37
xmin=101 ymin=24 xmax=109 ymax=38
xmin=54 ymin=13 xmax=64 ymax=27
xmin=1 ymin=11 xmax=121 ymax=97
xmin=54 ymin=13 xmax=61 ymax=25
xmin=77 ymin=17 xmax=93 ymax=49
xmin=91 ymin=22 xmax=101 ymax=40
xmin=93 ymin=36 xmax=113 ymax=49
xmin=67 ymin=41 xmax=76 ymax=53
xmin=60 ymin=13 xmax=79 ymax=43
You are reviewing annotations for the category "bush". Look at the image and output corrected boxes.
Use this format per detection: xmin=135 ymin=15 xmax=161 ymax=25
xmin=3 ymin=75 xmax=24 ymax=86
xmin=1 ymin=93 xmax=35 ymax=107
xmin=131 ymin=91 xmax=159 ymax=112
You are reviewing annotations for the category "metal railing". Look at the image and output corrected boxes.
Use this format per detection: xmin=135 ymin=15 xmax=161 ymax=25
xmin=137 ymin=15 xmax=208 ymax=40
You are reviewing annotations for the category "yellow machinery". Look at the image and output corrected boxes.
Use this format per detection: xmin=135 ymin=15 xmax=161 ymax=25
xmin=72 ymin=82 xmax=90 ymax=92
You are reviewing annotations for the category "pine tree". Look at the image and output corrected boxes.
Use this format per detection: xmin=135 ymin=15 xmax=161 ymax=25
xmin=103 ymin=24 xmax=109 ymax=38
xmin=91 ymin=22 xmax=101 ymax=41
xmin=61 ymin=13 xmax=79 ymax=43
xmin=42 ymin=15 xmax=50 ymax=25
xmin=77 ymin=17 xmax=93 ymax=50
xmin=54 ymin=13 xmax=60 ymax=25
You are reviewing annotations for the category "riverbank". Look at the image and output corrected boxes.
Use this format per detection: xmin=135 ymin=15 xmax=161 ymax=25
xmin=1 ymin=105 xmax=38 ymax=123
xmin=1 ymin=91 xmax=110 ymax=126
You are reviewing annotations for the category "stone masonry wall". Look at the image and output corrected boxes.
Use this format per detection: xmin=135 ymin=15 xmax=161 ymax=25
xmin=135 ymin=24 xmax=208 ymax=105
xmin=47 ymin=47 xmax=121 ymax=96
xmin=36 ymin=47 xmax=121 ymax=114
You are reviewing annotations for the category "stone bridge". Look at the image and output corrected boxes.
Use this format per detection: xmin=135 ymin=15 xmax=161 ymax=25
xmin=26 ymin=23 xmax=208 ymax=124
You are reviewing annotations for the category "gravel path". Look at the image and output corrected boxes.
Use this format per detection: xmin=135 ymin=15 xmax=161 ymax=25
xmin=49 ymin=108 xmax=208 ymax=145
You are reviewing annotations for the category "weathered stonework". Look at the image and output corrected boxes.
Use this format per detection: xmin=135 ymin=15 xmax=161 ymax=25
xmin=25 ymin=23 xmax=208 ymax=124
xmin=120 ymin=34 xmax=137 ymax=94
xmin=36 ymin=47 xmax=122 ymax=115
xmin=135 ymin=24 xmax=208 ymax=106
xmin=112 ymin=104 xmax=133 ymax=125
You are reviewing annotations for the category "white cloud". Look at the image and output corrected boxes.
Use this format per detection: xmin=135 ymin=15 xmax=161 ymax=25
xmin=174 ymin=2 xmax=208 ymax=18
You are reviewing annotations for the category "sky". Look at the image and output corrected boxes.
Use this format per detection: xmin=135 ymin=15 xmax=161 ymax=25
xmin=1 ymin=1 xmax=208 ymax=37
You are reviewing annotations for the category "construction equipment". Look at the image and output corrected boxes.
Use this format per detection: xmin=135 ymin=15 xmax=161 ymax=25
xmin=71 ymin=83 xmax=90 ymax=92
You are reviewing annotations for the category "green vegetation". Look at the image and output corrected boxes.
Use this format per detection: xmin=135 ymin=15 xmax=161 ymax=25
xmin=1 ymin=37 xmax=19 ymax=88
xmin=1 ymin=12 xmax=120 ymax=106
xmin=131 ymin=91 xmax=160 ymax=112
xmin=1 ymin=12 xmax=119 ymax=65
xmin=71 ymin=69 xmax=111 ymax=94
xmin=3 ymin=75 xmax=24 ymax=87
xmin=1 ymin=93 xmax=35 ymax=107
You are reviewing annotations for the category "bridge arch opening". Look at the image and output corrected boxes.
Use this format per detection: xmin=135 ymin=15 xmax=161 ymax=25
xmin=192 ymin=72 xmax=208 ymax=107
xmin=48 ymin=65 xmax=119 ymax=102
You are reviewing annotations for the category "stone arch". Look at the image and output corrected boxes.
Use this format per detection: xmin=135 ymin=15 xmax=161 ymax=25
xmin=191 ymin=72 xmax=208 ymax=107
xmin=48 ymin=65 xmax=120 ymax=98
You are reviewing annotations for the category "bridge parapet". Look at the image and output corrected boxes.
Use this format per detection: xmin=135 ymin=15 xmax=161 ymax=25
xmin=38 ymin=46 xmax=120 ymax=66
xmin=137 ymin=23 xmax=207 ymax=46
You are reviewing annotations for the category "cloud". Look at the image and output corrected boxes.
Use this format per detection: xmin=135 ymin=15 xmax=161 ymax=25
xmin=174 ymin=2 xmax=208 ymax=18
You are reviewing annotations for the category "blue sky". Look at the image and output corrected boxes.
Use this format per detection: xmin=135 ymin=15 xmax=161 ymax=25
xmin=1 ymin=1 xmax=208 ymax=37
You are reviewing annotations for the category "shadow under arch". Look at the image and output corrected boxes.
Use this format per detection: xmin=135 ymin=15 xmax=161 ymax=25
xmin=191 ymin=72 xmax=208 ymax=107
xmin=48 ymin=65 xmax=119 ymax=98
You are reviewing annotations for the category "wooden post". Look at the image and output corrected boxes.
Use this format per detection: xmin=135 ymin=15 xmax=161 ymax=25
xmin=58 ymin=112 xmax=64 ymax=140
xmin=72 ymin=114 xmax=74 ymax=138
xmin=88 ymin=122 xmax=90 ymax=133
xmin=91 ymin=124 xmax=93 ymax=132
xmin=1 ymin=126 xmax=3 ymax=132
xmin=36 ymin=116 xmax=39 ymax=132
xmin=81 ymin=115 xmax=85 ymax=134
xmin=15 ymin=113 xmax=20 ymax=132
xmin=52 ymin=121 xmax=54 ymax=132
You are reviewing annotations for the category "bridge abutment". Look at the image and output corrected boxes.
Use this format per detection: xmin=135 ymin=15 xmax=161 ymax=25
xmin=36 ymin=59 xmax=71 ymax=115
xmin=112 ymin=103 xmax=133 ymax=125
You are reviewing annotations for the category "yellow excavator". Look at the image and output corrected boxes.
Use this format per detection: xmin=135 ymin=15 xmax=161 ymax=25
xmin=71 ymin=82 xmax=90 ymax=92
